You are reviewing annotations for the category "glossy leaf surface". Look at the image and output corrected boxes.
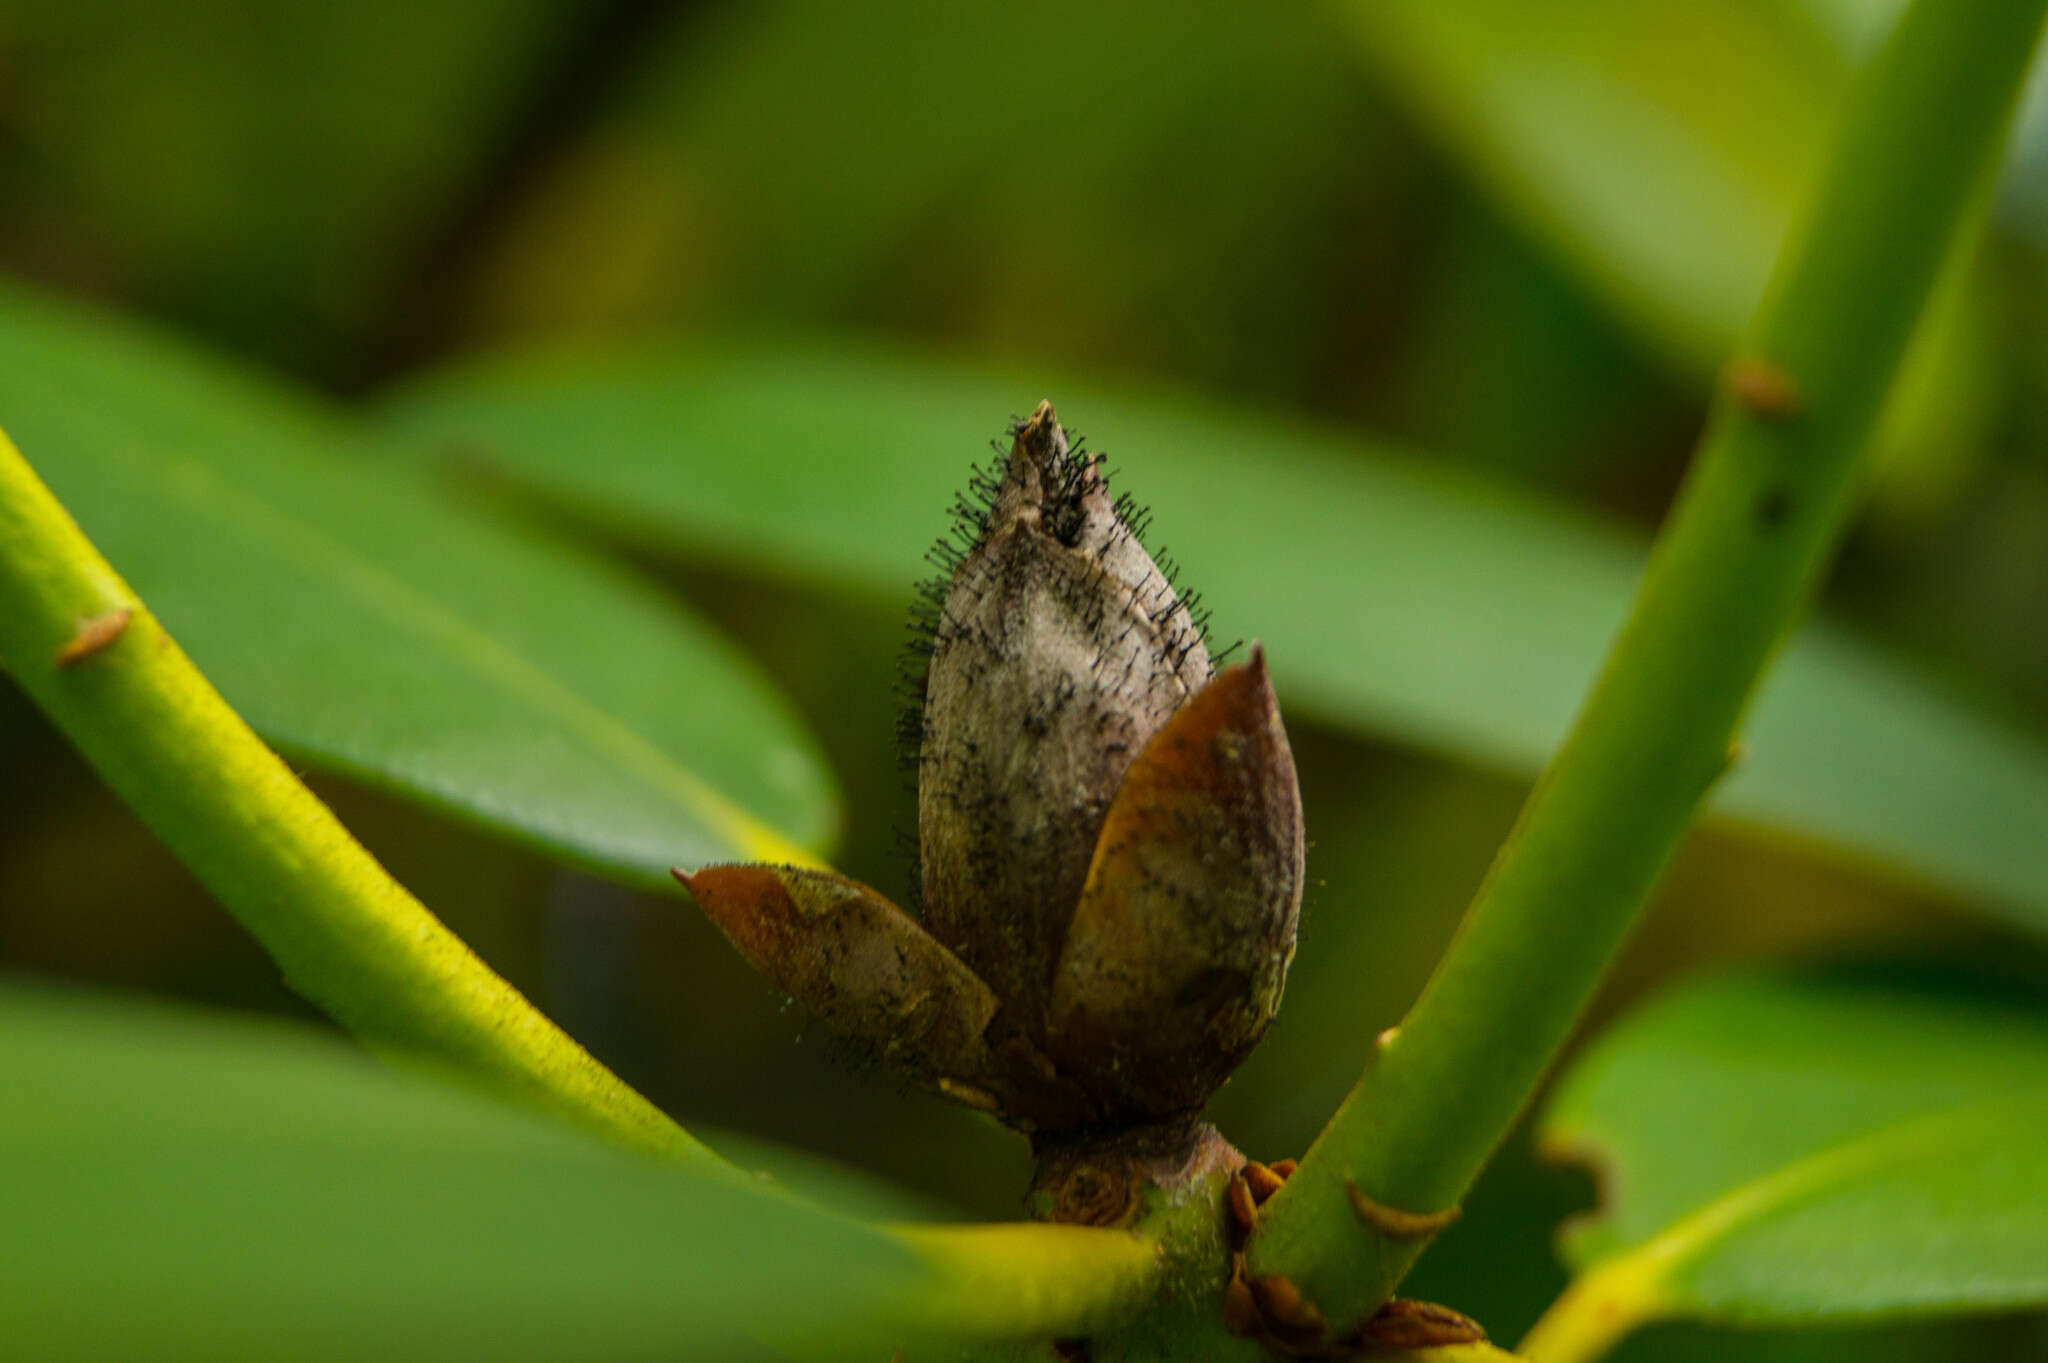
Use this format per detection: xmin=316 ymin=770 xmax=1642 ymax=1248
xmin=0 ymin=983 xmax=917 ymax=1361
xmin=378 ymin=340 xmax=2048 ymax=929
xmin=1539 ymin=969 xmax=2048 ymax=1323
xmin=0 ymin=284 xmax=836 ymax=883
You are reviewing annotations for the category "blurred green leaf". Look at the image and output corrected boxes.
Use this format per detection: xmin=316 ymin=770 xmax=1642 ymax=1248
xmin=1666 ymin=1100 xmax=2048 ymax=1320
xmin=1334 ymin=0 xmax=2000 ymax=523
xmin=1544 ymin=967 xmax=2048 ymax=1263
xmin=0 ymin=0 xmax=583 ymax=375
xmin=704 ymin=1125 xmax=965 ymax=1225
xmin=0 ymin=980 xmax=923 ymax=1361
xmin=1536 ymin=968 xmax=2048 ymax=1325
xmin=376 ymin=338 xmax=2048 ymax=931
xmin=463 ymin=0 xmax=1398 ymax=412
xmin=1339 ymin=0 xmax=1839 ymax=362
xmin=0 ymin=282 xmax=837 ymax=884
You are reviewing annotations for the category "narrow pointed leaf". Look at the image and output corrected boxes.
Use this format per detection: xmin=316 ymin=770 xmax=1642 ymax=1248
xmin=0 ymin=283 xmax=836 ymax=883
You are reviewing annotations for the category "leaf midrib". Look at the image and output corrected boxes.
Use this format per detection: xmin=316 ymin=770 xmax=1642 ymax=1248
xmin=1600 ymin=1095 xmax=2048 ymax=1310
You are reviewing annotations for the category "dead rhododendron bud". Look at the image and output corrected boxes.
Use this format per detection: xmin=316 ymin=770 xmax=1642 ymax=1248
xmin=678 ymin=401 xmax=1303 ymax=1135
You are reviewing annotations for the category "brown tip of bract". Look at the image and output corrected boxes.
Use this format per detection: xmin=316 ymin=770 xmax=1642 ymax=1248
xmin=673 ymin=863 xmax=800 ymax=963
xmin=1134 ymin=651 xmax=1288 ymax=809
xmin=1212 ymin=647 xmax=1278 ymax=735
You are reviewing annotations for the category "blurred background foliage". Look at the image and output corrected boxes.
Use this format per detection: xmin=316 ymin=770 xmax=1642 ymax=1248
xmin=3 ymin=2 xmax=2047 ymax=1357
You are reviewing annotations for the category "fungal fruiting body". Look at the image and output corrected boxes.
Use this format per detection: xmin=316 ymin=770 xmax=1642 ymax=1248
xmin=679 ymin=401 xmax=1303 ymax=1135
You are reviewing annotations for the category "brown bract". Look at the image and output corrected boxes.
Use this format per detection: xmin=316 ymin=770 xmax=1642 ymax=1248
xmin=679 ymin=401 xmax=1304 ymax=1135
xmin=1046 ymin=651 xmax=1302 ymax=1117
xmin=674 ymin=864 xmax=999 ymax=1084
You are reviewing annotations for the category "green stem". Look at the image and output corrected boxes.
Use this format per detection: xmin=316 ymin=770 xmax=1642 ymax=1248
xmin=1246 ymin=0 xmax=2048 ymax=1330
xmin=0 ymin=427 xmax=714 ymax=1167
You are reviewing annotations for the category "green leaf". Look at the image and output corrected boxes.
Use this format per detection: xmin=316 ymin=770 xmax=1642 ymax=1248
xmin=1535 ymin=968 xmax=2048 ymax=1325
xmin=374 ymin=339 xmax=2048 ymax=931
xmin=703 ymin=1125 xmax=966 ymax=1224
xmin=0 ymin=981 xmax=924 ymax=1360
xmin=1544 ymin=967 xmax=2048 ymax=1262
xmin=1666 ymin=1101 xmax=2048 ymax=1319
xmin=0 ymin=282 xmax=837 ymax=884
xmin=1332 ymin=0 xmax=1999 ymax=519
xmin=0 ymin=983 xmax=1173 ymax=1358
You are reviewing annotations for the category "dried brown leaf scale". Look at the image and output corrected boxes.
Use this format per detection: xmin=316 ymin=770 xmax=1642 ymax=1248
xmin=675 ymin=865 xmax=1000 ymax=1083
xmin=55 ymin=607 xmax=133 ymax=667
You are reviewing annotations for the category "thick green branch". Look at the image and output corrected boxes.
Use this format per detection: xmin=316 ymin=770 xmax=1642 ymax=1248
xmin=0 ymin=427 xmax=713 ymax=1167
xmin=1247 ymin=0 xmax=2048 ymax=1329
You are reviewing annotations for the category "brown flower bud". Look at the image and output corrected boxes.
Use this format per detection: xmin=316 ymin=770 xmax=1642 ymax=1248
xmin=679 ymin=401 xmax=1303 ymax=1134
xmin=916 ymin=401 xmax=1213 ymax=1027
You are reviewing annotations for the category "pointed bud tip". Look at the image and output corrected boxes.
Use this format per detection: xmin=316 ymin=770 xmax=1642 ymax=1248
xmin=1241 ymin=643 xmax=1274 ymax=696
xmin=672 ymin=862 xmax=779 ymax=908
xmin=674 ymin=864 xmax=757 ymax=899
xmin=1206 ymin=645 xmax=1281 ymax=730
xmin=1013 ymin=399 xmax=1063 ymax=457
